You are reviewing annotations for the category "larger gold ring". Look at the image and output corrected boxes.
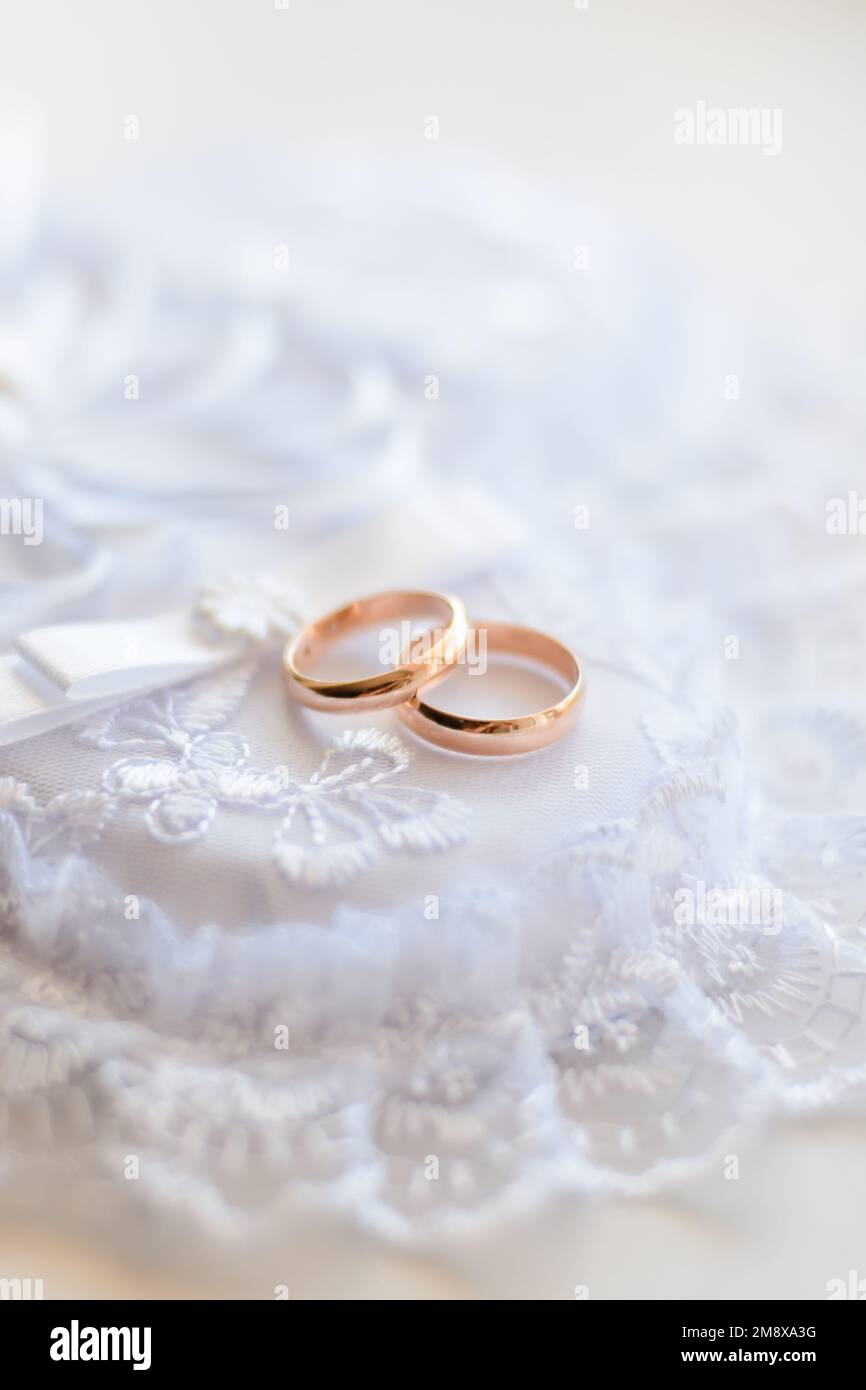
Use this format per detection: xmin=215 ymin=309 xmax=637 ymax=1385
xmin=284 ymin=590 xmax=469 ymax=712
xmin=395 ymin=620 xmax=584 ymax=755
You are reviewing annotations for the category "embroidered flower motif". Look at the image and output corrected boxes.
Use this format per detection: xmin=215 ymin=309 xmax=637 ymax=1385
xmin=657 ymin=889 xmax=866 ymax=1065
xmin=80 ymin=665 xmax=256 ymax=843
xmin=540 ymin=948 xmax=686 ymax=1108
xmin=272 ymin=730 xmax=470 ymax=888
xmin=377 ymin=1028 xmax=536 ymax=1148
xmin=372 ymin=1022 xmax=559 ymax=1220
xmin=0 ymin=777 xmax=113 ymax=855
xmin=195 ymin=572 xmax=306 ymax=643
xmin=537 ymin=947 xmax=761 ymax=1172
xmin=105 ymin=1053 xmax=364 ymax=1171
xmin=81 ymin=671 xmax=469 ymax=885
xmin=0 ymin=779 xmax=115 ymax=928
xmin=81 ymin=662 xmax=257 ymax=753
xmin=103 ymin=727 xmax=251 ymax=844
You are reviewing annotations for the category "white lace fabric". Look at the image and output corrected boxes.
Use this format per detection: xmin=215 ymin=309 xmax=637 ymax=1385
xmin=1 ymin=153 xmax=866 ymax=1273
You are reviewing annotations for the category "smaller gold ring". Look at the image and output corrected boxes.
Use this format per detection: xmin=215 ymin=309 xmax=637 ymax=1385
xmin=395 ymin=621 xmax=584 ymax=755
xmin=284 ymin=590 xmax=469 ymax=713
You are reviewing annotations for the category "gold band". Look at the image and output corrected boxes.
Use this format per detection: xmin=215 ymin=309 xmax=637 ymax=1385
xmin=395 ymin=620 xmax=584 ymax=755
xmin=283 ymin=590 xmax=469 ymax=712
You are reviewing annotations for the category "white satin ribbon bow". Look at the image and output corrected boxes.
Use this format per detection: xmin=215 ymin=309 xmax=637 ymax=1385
xmin=0 ymin=612 xmax=242 ymax=746
xmin=0 ymin=573 xmax=306 ymax=747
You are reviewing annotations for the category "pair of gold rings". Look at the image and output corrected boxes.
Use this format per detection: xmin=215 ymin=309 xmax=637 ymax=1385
xmin=283 ymin=590 xmax=584 ymax=756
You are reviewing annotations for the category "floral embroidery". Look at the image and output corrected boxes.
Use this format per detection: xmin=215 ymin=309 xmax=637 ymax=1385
xmin=0 ymin=777 xmax=113 ymax=855
xmin=79 ymin=664 xmax=256 ymax=843
xmin=0 ymin=778 xmax=115 ymax=926
xmin=271 ymin=729 xmax=470 ymax=887
xmin=658 ymin=891 xmax=866 ymax=1065
xmin=80 ymin=662 xmax=257 ymax=752
xmin=103 ymin=729 xmax=252 ymax=844
xmin=77 ymin=670 xmax=469 ymax=886
xmin=195 ymin=572 xmax=306 ymax=643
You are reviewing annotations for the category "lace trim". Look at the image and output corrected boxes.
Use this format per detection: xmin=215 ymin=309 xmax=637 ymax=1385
xmin=1 ymin=679 xmax=865 ymax=1242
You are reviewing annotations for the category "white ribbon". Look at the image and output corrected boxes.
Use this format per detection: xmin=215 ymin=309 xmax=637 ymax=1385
xmin=0 ymin=609 xmax=244 ymax=746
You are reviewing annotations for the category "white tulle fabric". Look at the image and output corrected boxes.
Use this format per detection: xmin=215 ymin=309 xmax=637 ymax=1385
xmin=1 ymin=149 xmax=865 ymax=1263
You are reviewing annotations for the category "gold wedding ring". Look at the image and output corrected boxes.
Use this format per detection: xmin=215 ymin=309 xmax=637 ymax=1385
xmin=394 ymin=621 xmax=584 ymax=755
xmin=283 ymin=589 xmax=468 ymax=712
xmin=285 ymin=595 xmax=584 ymax=755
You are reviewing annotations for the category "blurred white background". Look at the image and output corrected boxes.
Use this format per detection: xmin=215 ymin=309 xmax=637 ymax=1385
xmin=3 ymin=0 xmax=865 ymax=318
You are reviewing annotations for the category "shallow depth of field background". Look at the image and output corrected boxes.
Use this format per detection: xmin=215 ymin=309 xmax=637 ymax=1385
xmin=2 ymin=0 xmax=864 ymax=322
